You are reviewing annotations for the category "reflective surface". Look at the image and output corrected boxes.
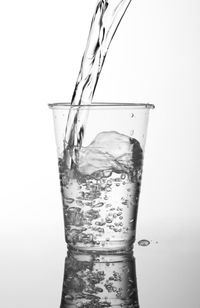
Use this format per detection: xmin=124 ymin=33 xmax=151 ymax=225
xmin=1 ymin=231 xmax=200 ymax=308
xmin=60 ymin=251 xmax=139 ymax=307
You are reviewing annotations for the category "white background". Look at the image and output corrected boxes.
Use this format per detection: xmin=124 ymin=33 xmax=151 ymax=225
xmin=0 ymin=0 xmax=200 ymax=307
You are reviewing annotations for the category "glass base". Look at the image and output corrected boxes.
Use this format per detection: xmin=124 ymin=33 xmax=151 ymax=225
xmin=67 ymin=240 xmax=134 ymax=254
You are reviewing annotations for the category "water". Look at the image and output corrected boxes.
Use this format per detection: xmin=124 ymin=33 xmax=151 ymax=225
xmin=59 ymin=131 xmax=143 ymax=252
xmin=138 ymin=240 xmax=151 ymax=247
xmin=71 ymin=0 xmax=132 ymax=106
xmin=59 ymin=0 xmax=141 ymax=252
xmin=64 ymin=0 xmax=133 ymax=152
xmin=60 ymin=251 xmax=139 ymax=307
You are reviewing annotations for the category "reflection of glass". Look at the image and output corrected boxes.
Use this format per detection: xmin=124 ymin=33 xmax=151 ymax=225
xmin=60 ymin=250 xmax=139 ymax=307
xmin=49 ymin=103 xmax=154 ymax=253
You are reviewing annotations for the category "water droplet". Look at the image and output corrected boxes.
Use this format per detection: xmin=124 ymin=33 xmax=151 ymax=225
xmin=138 ymin=239 xmax=151 ymax=247
xmin=131 ymin=113 xmax=134 ymax=118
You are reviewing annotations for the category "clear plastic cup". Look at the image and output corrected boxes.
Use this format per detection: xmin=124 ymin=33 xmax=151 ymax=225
xmin=49 ymin=103 xmax=154 ymax=253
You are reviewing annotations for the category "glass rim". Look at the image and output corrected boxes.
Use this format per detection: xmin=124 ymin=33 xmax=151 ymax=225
xmin=48 ymin=102 xmax=155 ymax=109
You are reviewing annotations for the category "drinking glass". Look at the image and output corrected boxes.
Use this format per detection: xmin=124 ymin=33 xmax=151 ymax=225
xmin=49 ymin=103 xmax=154 ymax=253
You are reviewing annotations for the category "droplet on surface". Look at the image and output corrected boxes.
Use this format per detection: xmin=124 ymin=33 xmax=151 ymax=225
xmin=138 ymin=239 xmax=150 ymax=247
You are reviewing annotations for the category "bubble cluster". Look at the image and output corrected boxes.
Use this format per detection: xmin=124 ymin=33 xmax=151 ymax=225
xmin=58 ymin=133 xmax=143 ymax=251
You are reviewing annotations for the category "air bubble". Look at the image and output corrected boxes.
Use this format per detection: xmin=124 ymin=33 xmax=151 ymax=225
xmin=103 ymin=170 xmax=112 ymax=178
xmin=97 ymin=227 xmax=104 ymax=233
xmin=121 ymin=173 xmax=126 ymax=180
xmin=65 ymin=197 xmax=74 ymax=204
xmin=95 ymin=220 xmax=106 ymax=226
xmin=65 ymin=295 xmax=73 ymax=300
xmin=94 ymin=202 xmax=104 ymax=208
xmin=106 ymin=217 xmax=113 ymax=223
xmin=107 ymin=179 xmax=112 ymax=186
xmin=76 ymin=200 xmax=83 ymax=206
